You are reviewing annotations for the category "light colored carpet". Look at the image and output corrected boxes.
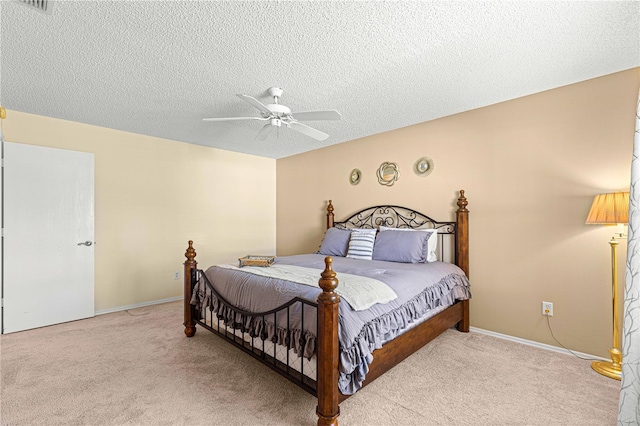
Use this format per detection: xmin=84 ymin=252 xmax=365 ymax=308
xmin=1 ymin=301 xmax=619 ymax=425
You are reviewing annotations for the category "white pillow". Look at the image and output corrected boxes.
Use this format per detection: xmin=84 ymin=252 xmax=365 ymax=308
xmin=346 ymin=229 xmax=377 ymax=260
xmin=378 ymin=226 xmax=438 ymax=262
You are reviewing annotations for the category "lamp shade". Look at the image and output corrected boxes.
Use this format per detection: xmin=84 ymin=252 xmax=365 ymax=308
xmin=585 ymin=192 xmax=630 ymax=225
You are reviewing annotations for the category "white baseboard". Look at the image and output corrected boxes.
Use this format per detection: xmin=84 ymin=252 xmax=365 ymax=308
xmin=95 ymin=300 xmax=607 ymax=362
xmin=469 ymin=326 xmax=608 ymax=361
xmin=95 ymin=296 xmax=183 ymax=316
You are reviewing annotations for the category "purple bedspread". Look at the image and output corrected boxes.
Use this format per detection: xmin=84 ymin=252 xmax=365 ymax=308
xmin=191 ymin=254 xmax=471 ymax=395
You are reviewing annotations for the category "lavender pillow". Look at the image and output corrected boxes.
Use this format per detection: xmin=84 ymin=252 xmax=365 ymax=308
xmin=372 ymin=229 xmax=429 ymax=263
xmin=379 ymin=226 xmax=438 ymax=262
xmin=318 ymin=227 xmax=352 ymax=257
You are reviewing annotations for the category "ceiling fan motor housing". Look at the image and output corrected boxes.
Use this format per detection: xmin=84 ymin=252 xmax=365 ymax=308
xmin=265 ymin=103 xmax=291 ymax=117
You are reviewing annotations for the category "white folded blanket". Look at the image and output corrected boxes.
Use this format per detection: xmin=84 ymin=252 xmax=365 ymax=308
xmin=216 ymin=263 xmax=397 ymax=311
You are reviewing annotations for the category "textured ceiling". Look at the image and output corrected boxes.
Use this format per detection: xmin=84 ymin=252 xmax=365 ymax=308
xmin=1 ymin=1 xmax=639 ymax=159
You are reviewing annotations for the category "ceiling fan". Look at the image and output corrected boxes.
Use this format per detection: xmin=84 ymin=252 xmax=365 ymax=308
xmin=203 ymin=87 xmax=342 ymax=141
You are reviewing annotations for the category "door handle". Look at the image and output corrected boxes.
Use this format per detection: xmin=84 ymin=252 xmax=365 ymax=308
xmin=77 ymin=241 xmax=93 ymax=246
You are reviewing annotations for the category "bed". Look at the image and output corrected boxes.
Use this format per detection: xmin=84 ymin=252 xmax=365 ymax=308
xmin=183 ymin=190 xmax=471 ymax=426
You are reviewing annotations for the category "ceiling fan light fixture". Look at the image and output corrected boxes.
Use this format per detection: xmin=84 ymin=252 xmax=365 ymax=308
xmin=270 ymin=118 xmax=282 ymax=127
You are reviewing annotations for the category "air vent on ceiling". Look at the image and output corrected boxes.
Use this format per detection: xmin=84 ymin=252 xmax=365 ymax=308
xmin=16 ymin=0 xmax=52 ymax=14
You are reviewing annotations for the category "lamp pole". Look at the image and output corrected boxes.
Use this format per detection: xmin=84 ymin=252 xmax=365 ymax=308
xmin=591 ymin=236 xmax=622 ymax=380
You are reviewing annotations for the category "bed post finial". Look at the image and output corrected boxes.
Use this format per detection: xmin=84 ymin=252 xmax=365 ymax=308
xmin=457 ymin=190 xmax=468 ymax=212
xmin=319 ymin=256 xmax=339 ymax=297
xmin=184 ymin=240 xmax=198 ymax=337
xmin=455 ymin=191 xmax=469 ymax=276
xmin=317 ymin=256 xmax=340 ymax=426
xmin=185 ymin=240 xmax=196 ymax=262
xmin=327 ymin=200 xmax=335 ymax=229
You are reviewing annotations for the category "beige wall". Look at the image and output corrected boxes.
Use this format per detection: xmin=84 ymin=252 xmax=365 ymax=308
xmin=4 ymin=111 xmax=276 ymax=312
xmin=4 ymin=68 xmax=638 ymax=355
xmin=276 ymin=68 xmax=640 ymax=357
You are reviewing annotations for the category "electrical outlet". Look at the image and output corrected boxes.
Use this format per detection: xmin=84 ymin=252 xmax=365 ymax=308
xmin=542 ymin=301 xmax=553 ymax=316
xmin=174 ymin=271 xmax=180 ymax=280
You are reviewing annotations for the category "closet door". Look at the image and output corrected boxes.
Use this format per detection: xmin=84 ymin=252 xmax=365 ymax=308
xmin=3 ymin=142 xmax=94 ymax=333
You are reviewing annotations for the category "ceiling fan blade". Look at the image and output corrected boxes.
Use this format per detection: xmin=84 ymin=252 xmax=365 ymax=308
xmin=203 ymin=116 xmax=268 ymax=122
xmin=290 ymin=110 xmax=342 ymax=121
xmin=288 ymin=122 xmax=329 ymax=141
xmin=237 ymin=94 xmax=273 ymax=116
xmin=255 ymin=123 xmax=274 ymax=141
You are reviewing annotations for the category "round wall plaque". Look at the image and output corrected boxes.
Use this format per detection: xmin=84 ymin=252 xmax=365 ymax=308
xmin=377 ymin=162 xmax=400 ymax=186
xmin=414 ymin=157 xmax=434 ymax=177
xmin=349 ymin=168 xmax=361 ymax=185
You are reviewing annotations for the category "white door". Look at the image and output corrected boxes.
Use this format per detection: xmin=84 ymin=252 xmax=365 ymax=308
xmin=3 ymin=142 xmax=94 ymax=333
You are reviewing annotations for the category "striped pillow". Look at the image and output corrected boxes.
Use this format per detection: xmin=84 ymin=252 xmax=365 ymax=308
xmin=346 ymin=229 xmax=377 ymax=260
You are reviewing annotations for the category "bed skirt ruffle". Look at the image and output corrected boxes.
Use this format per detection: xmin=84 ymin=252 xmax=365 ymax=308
xmin=191 ymin=271 xmax=470 ymax=395
xmin=338 ymin=273 xmax=471 ymax=394
xmin=191 ymin=285 xmax=317 ymax=359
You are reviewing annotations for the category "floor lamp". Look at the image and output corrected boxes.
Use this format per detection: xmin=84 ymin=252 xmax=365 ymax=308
xmin=585 ymin=191 xmax=629 ymax=380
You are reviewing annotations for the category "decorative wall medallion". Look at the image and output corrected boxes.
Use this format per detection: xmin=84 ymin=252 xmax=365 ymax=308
xmin=377 ymin=162 xmax=400 ymax=186
xmin=349 ymin=168 xmax=361 ymax=185
xmin=414 ymin=157 xmax=434 ymax=177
